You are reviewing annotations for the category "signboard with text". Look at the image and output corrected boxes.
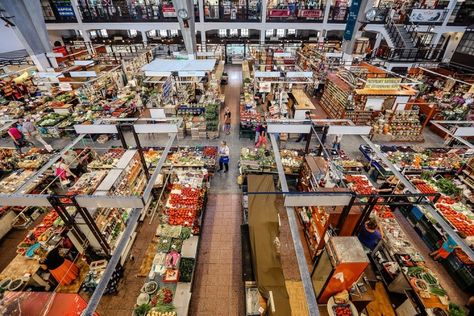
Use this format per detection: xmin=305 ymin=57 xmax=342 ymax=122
xmin=298 ymin=9 xmax=323 ymax=18
xmin=343 ymin=0 xmax=362 ymax=41
xmin=409 ymin=9 xmax=445 ymax=23
xmin=365 ymin=78 xmax=402 ymax=90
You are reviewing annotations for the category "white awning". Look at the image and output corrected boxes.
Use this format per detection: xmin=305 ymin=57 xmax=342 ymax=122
xmin=142 ymin=59 xmax=216 ymax=77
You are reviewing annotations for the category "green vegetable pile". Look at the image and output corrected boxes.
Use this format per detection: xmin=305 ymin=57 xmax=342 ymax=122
xmin=179 ymin=257 xmax=195 ymax=282
xmin=205 ymin=103 xmax=219 ymax=131
xmin=436 ymin=178 xmax=461 ymax=197
xmin=449 ymin=303 xmax=466 ymax=316
xmin=134 ymin=304 xmax=151 ymax=316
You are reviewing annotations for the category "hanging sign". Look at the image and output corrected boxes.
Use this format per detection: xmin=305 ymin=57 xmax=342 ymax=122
xmin=409 ymin=9 xmax=445 ymax=23
xmin=255 ymin=71 xmax=281 ymax=78
xmin=46 ymin=52 xmax=64 ymax=58
xmin=468 ymin=84 xmax=474 ymax=94
xmin=162 ymin=5 xmax=177 ymax=17
xmin=343 ymin=0 xmax=362 ymax=41
xmin=268 ymin=9 xmax=290 ymax=17
xmin=59 ymin=83 xmax=73 ymax=91
xmin=286 ymin=72 xmax=313 ymax=78
xmin=444 ymin=78 xmax=456 ymax=92
xmin=69 ymin=71 xmax=97 ymax=77
xmin=56 ymin=4 xmax=75 ymax=17
xmin=298 ymin=9 xmax=323 ymax=18
xmin=365 ymin=78 xmax=402 ymax=90
xmin=73 ymin=60 xmax=94 ymax=66
xmin=274 ymin=52 xmax=292 ymax=58
xmin=259 ymin=82 xmax=272 ymax=93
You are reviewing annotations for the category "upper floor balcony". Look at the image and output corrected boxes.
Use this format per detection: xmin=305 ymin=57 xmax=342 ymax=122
xmin=204 ymin=3 xmax=261 ymax=22
xmin=77 ymin=2 xmax=199 ymax=22
xmin=266 ymin=4 xmax=324 ymax=22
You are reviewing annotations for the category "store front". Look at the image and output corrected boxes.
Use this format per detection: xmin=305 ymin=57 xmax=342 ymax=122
xmin=266 ymin=0 xmax=325 ymax=22
xmin=226 ymin=43 xmax=246 ymax=64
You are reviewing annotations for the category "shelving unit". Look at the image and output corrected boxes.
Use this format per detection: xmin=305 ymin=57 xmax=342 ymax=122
xmin=320 ymin=73 xmax=351 ymax=119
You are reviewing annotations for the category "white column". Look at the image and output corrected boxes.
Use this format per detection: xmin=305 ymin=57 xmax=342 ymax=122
xmin=261 ymin=0 xmax=267 ymax=23
xmin=200 ymin=30 xmax=206 ymax=51
xmin=81 ymin=30 xmax=95 ymax=54
xmin=30 ymin=54 xmax=53 ymax=71
xmin=141 ymin=30 xmax=148 ymax=46
xmin=198 ymin=0 xmax=205 ymax=22
xmin=323 ymin=0 xmax=332 ymax=24
xmin=70 ymin=0 xmax=83 ymax=23
xmin=442 ymin=0 xmax=458 ymax=27
xmin=260 ymin=29 xmax=265 ymax=44
xmin=372 ymin=32 xmax=383 ymax=57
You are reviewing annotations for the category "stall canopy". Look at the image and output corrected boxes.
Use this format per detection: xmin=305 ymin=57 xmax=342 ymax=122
xmin=142 ymin=58 xmax=216 ymax=77
xmin=247 ymin=175 xmax=291 ymax=316
xmin=0 ymin=291 xmax=97 ymax=316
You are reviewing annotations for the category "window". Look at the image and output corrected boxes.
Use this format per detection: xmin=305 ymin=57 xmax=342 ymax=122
xmin=276 ymin=29 xmax=285 ymax=38
xmin=129 ymin=29 xmax=138 ymax=37
xmin=159 ymin=30 xmax=168 ymax=37
xmin=148 ymin=30 xmax=157 ymax=37
xmin=230 ymin=29 xmax=238 ymax=37
xmin=241 ymin=29 xmax=249 ymax=37
xmin=89 ymin=30 xmax=97 ymax=38
xmin=219 ymin=29 xmax=227 ymax=37
xmin=99 ymin=29 xmax=108 ymax=37
xmin=170 ymin=30 xmax=178 ymax=37
xmin=265 ymin=29 xmax=274 ymax=37
xmin=287 ymin=29 xmax=296 ymax=35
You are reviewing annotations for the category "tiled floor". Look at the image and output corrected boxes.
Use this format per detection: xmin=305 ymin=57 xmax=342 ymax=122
xmin=188 ymin=193 xmax=244 ymax=315
xmin=188 ymin=66 xmax=246 ymax=315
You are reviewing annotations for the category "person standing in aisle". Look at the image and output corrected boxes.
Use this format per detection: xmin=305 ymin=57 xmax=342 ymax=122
xmin=22 ymin=117 xmax=53 ymax=152
xmin=296 ymin=111 xmax=311 ymax=142
xmin=430 ymin=234 xmax=460 ymax=261
xmin=218 ymin=141 xmax=230 ymax=173
xmin=223 ymin=107 xmax=231 ymax=135
xmin=256 ymin=123 xmax=268 ymax=148
xmin=255 ymin=122 xmax=263 ymax=144
xmin=8 ymin=124 xmax=26 ymax=153
xmin=358 ymin=218 xmax=383 ymax=251
xmin=332 ymin=134 xmax=342 ymax=150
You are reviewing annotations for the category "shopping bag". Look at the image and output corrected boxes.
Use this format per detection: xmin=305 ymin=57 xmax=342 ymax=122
xmin=219 ymin=156 xmax=230 ymax=164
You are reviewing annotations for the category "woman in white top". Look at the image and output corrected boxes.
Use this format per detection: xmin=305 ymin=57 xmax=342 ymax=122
xmin=218 ymin=141 xmax=230 ymax=173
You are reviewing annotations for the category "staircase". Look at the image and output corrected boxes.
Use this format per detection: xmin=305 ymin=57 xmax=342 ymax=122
xmin=384 ymin=18 xmax=417 ymax=49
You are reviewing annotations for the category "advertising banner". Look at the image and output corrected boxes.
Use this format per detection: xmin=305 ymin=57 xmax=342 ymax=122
xmin=298 ymin=9 xmax=323 ymax=18
xmin=343 ymin=0 xmax=362 ymax=41
xmin=365 ymin=78 xmax=402 ymax=90
xmin=409 ymin=9 xmax=445 ymax=22
xmin=268 ymin=9 xmax=291 ymax=17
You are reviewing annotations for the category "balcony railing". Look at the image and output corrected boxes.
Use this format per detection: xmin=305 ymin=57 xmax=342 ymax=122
xmin=327 ymin=5 xmax=348 ymax=23
xmin=266 ymin=5 xmax=324 ymax=22
xmin=204 ymin=5 xmax=261 ymax=21
xmin=376 ymin=46 xmax=444 ymax=62
xmin=78 ymin=4 xmax=199 ymax=22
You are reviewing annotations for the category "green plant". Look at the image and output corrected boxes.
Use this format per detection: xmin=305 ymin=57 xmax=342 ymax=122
xmin=449 ymin=303 xmax=465 ymax=316
xmin=134 ymin=304 xmax=151 ymax=316
xmin=436 ymin=178 xmax=461 ymax=196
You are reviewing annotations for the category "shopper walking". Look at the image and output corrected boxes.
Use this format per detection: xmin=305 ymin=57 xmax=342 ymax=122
xmin=223 ymin=107 xmax=231 ymax=135
xmin=358 ymin=218 xmax=383 ymax=251
xmin=22 ymin=117 xmax=53 ymax=152
xmin=332 ymin=134 xmax=342 ymax=150
xmin=430 ymin=234 xmax=460 ymax=261
xmin=256 ymin=123 xmax=268 ymax=149
xmin=8 ymin=124 xmax=27 ymax=153
xmin=218 ymin=141 xmax=230 ymax=173
xmin=53 ymin=158 xmax=78 ymax=187
xmin=255 ymin=122 xmax=263 ymax=144
xmin=38 ymin=247 xmax=79 ymax=285
xmin=296 ymin=111 xmax=311 ymax=142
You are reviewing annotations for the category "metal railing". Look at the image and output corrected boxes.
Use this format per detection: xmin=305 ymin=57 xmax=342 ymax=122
xmin=204 ymin=4 xmax=261 ymax=21
xmin=327 ymin=5 xmax=348 ymax=22
xmin=266 ymin=5 xmax=324 ymax=22
xmin=78 ymin=4 xmax=199 ymax=22
xmin=376 ymin=45 xmax=444 ymax=62
xmin=384 ymin=18 xmax=405 ymax=48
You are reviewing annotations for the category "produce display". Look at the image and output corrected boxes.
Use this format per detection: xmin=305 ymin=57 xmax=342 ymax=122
xmin=136 ymin=168 xmax=206 ymax=316
xmin=67 ymin=170 xmax=107 ymax=195
xmin=385 ymin=148 xmax=466 ymax=172
xmin=240 ymin=147 xmax=304 ymax=174
xmin=88 ymin=149 xmax=125 ymax=169
xmin=37 ymin=113 xmax=68 ymax=127
xmin=145 ymin=147 xmax=217 ymax=171
xmin=0 ymin=170 xmax=35 ymax=194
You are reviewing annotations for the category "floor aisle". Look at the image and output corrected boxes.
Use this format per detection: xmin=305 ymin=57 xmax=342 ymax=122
xmin=188 ymin=65 xmax=246 ymax=315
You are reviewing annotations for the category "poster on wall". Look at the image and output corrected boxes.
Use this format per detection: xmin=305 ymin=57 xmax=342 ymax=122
xmin=409 ymin=9 xmax=445 ymax=23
